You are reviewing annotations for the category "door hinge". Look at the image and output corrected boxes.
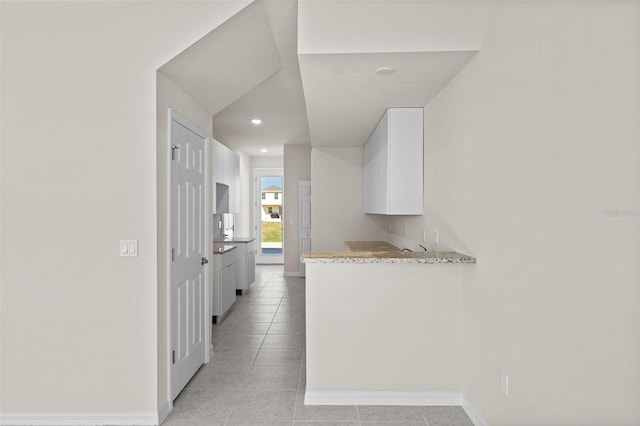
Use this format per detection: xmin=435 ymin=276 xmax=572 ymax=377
xmin=172 ymin=350 xmax=175 ymax=364
xmin=171 ymin=248 xmax=175 ymax=262
xmin=171 ymin=145 xmax=180 ymax=161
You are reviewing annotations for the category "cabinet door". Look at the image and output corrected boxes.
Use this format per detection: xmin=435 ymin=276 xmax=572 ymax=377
xmin=233 ymin=153 xmax=240 ymax=213
xmin=220 ymin=263 xmax=236 ymax=315
xmin=363 ymin=114 xmax=388 ymax=214
xmin=211 ymin=256 xmax=222 ymax=316
xmin=247 ymin=251 xmax=255 ymax=287
xmin=387 ymin=108 xmax=423 ymax=215
xmin=222 ymin=145 xmax=234 ymax=186
xmin=213 ymin=139 xmax=225 ymax=184
xmin=234 ymin=243 xmax=247 ymax=291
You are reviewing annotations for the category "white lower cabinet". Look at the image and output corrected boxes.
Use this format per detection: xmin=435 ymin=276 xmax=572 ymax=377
xmin=235 ymin=240 xmax=256 ymax=294
xmin=212 ymin=248 xmax=237 ymax=323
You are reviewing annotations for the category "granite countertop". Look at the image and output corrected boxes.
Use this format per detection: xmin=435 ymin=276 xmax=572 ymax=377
xmin=213 ymin=243 xmax=237 ymax=254
xmin=214 ymin=237 xmax=255 ymax=244
xmin=302 ymin=240 xmax=476 ymax=264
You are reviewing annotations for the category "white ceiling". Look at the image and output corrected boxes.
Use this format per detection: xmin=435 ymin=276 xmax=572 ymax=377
xmin=159 ymin=0 xmax=479 ymax=158
xmin=158 ymin=1 xmax=282 ymax=119
xmin=299 ymin=51 xmax=478 ymax=147
xmin=212 ymin=0 xmax=311 ymax=157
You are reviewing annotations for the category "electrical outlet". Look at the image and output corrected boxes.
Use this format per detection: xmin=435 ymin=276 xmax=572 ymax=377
xmin=501 ymin=371 xmax=509 ymax=396
xmin=404 ymin=226 xmax=408 ymax=237
xmin=434 ymin=230 xmax=439 ymax=246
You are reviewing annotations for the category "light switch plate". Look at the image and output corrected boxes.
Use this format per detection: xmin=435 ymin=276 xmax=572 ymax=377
xmin=120 ymin=240 xmax=138 ymax=257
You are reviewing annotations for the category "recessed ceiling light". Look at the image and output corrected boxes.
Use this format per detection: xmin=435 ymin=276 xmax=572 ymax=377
xmin=375 ymin=66 xmax=395 ymax=76
xmin=251 ymin=118 xmax=262 ymax=125
xmin=260 ymin=148 xmax=268 ymax=153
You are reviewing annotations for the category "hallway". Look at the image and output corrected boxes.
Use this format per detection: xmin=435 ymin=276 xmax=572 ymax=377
xmin=163 ymin=265 xmax=474 ymax=426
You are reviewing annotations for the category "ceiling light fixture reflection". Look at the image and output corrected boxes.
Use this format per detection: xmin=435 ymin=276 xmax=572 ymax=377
xmin=251 ymin=118 xmax=262 ymax=125
xmin=260 ymin=148 xmax=268 ymax=153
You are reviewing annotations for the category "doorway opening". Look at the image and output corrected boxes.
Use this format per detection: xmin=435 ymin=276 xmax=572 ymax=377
xmin=255 ymin=168 xmax=284 ymax=264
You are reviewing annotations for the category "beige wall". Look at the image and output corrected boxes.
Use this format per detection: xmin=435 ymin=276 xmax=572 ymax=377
xmin=311 ymin=147 xmax=385 ymax=250
xmin=0 ymin=0 xmax=248 ymax=416
xmin=387 ymin=2 xmax=640 ymax=424
xmin=298 ymin=0 xmax=480 ymax=54
xmin=251 ymin=156 xmax=284 ymax=170
xmin=156 ymin=73 xmax=213 ymax=409
xmin=283 ymin=145 xmax=311 ymax=275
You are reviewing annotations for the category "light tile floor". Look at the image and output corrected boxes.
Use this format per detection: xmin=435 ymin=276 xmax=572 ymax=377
xmin=164 ymin=265 xmax=474 ymax=426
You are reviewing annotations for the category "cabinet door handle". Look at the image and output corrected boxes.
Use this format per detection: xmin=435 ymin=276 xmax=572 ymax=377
xmin=201 ymin=257 xmax=209 ymax=265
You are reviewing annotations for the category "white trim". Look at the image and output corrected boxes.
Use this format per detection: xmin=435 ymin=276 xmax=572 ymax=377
xmin=284 ymin=271 xmax=303 ymax=277
xmin=0 ymin=412 xmax=159 ymax=426
xmin=157 ymin=400 xmax=171 ymax=425
xmin=164 ymin=108 xmax=172 ymax=418
xmin=462 ymin=396 xmax=488 ymax=426
xmin=303 ymin=390 xmax=463 ymax=406
xmin=203 ymin=136 xmax=211 ymax=364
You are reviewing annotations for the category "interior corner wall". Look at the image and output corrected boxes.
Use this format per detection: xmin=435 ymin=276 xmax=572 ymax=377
xmin=156 ymin=72 xmax=212 ymax=409
xmin=387 ymin=2 xmax=640 ymax=424
xmin=311 ymin=147 xmax=386 ymax=251
xmin=283 ymin=145 xmax=311 ymax=275
xmin=0 ymin=0 xmax=249 ymax=417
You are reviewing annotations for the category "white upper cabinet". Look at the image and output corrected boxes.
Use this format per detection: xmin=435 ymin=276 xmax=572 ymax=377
xmin=232 ymin=153 xmax=240 ymax=214
xmin=363 ymin=108 xmax=423 ymax=215
xmin=213 ymin=139 xmax=240 ymax=214
xmin=213 ymin=139 xmax=225 ymax=184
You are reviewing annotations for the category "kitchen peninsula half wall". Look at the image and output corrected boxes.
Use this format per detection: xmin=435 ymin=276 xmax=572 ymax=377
xmin=302 ymin=241 xmax=476 ymax=407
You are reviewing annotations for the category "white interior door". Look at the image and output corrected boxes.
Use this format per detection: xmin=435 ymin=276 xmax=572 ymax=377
xmin=299 ymin=181 xmax=311 ymax=277
xmin=170 ymin=110 xmax=209 ymax=400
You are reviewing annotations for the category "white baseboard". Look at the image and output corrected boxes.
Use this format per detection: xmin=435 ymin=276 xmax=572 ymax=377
xmin=0 ymin=412 xmax=159 ymax=425
xmin=304 ymin=390 xmax=463 ymax=406
xmin=284 ymin=272 xmax=303 ymax=277
xmin=462 ymin=396 xmax=487 ymax=426
xmin=158 ymin=400 xmax=172 ymax=425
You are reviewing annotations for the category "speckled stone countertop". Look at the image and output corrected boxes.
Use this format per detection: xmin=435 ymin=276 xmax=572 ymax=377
xmin=213 ymin=244 xmax=237 ymax=254
xmin=302 ymin=241 xmax=476 ymax=264
xmin=214 ymin=237 xmax=255 ymax=244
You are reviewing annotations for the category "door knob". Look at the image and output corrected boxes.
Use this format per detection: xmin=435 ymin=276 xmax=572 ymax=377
xmin=201 ymin=257 xmax=209 ymax=265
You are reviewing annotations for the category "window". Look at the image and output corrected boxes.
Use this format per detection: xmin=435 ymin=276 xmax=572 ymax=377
xmin=262 ymin=192 xmax=266 ymax=200
xmin=268 ymin=207 xmax=273 ymax=213
xmin=278 ymin=207 xmax=282 ymax=215
xmin=274 ymin=192 xmax=279 ymax=200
